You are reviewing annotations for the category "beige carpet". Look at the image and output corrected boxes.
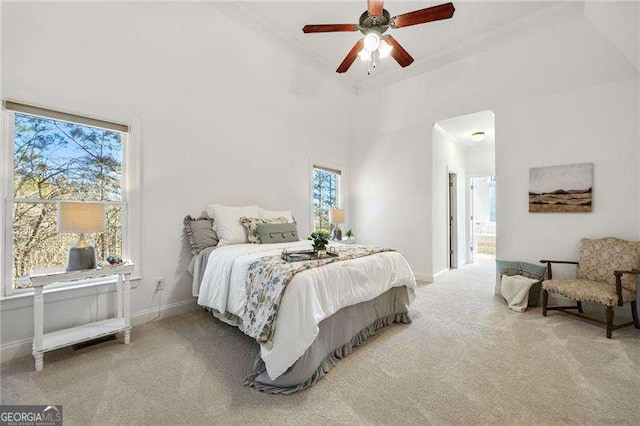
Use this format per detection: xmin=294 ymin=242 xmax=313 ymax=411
xmin=2 ymin=258 xmax=640 ymax=425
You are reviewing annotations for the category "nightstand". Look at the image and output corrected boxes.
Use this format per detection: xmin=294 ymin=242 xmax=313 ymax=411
xmin=30 ymin=263 xmax=134 ymax=371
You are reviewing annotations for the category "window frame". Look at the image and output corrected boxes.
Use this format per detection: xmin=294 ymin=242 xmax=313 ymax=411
xmin=1 ymin=103 xmax=140 ymax=297
xmin=310 ymin=164 xmax=343 ymax=233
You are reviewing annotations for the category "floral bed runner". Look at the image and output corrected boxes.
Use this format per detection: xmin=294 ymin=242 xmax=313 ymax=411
xmin=244 ymin=244 xmax=394 ymax=343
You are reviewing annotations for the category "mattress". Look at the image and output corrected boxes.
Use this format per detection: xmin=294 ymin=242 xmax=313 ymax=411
xmin=196 ymin=240 xmax=417 ymax=380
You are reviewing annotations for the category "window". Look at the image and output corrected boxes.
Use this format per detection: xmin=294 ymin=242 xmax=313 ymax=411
xmin=2 ymin=102 xmax=135 ymax=295
xmin=312 ymin=166 xmax=341 ymax=234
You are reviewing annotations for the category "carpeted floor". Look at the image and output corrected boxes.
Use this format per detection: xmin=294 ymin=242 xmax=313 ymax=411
xmin=2 ymin=258 xmax=640 ymax=424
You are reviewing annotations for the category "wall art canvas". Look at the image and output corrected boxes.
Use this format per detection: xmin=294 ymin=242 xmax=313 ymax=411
xmin=529 ymin=163 xmax=593 ymax=213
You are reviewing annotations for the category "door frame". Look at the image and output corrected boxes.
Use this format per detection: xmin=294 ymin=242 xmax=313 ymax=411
xmin=448 ymin=171 xmax=458 ymax=269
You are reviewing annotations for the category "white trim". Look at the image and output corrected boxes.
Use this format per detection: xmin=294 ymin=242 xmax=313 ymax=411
xmin=1 ymin=299 xmax=199 ymax=363
xmin=122 ymin=119 xmax=142 ymax=278
xmin=414 ymin=273 xmax=434 ymax=284
xmin=1 ymin=109 xmax=142 ymax=296
xmin=129 ymin=299 xmax=199 ymax=327
xmin=310 ymin=162 xmax=346 ymax=233
xmin=1 ymin=112 xmax=15 ymax=297
xmin=1 ymin=276 xmax=141 ymax=309
xmin=432 ymin=268 xmax=451 ymax=279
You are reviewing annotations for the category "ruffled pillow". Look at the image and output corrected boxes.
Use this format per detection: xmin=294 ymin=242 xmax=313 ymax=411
xmin=183 ymin=215 xmax=218 ymax=254
xmin=240 ymin=217 xmax=287 ymax=244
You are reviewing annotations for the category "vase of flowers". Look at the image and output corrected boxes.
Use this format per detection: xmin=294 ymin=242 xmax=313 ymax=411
xmin=345 ymin=229 xmax=354 ymax=240
xmin=309 ymin=232 xmax=329 ymax=255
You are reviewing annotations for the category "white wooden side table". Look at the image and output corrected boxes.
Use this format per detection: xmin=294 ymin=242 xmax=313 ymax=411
xmin=30 ymin=263 xmax=135 ymax=371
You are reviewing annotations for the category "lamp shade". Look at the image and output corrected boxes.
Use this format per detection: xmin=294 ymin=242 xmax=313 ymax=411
xmin=329 ymin=208 xmax=345 ymax=224
xmin=57 ymin=202 xmax=106 ymax=234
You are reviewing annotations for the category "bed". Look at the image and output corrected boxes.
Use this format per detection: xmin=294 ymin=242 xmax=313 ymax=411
xmin=186 ymin=205 xmax=416 ymax=393
xmin=190 ymin=239 xmax=416 ymax=393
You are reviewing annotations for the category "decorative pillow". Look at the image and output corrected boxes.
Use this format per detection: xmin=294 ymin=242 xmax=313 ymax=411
xmin=259 ymin=207 xmax=295 ymax=223
xmin=240 ymin=217 xmax=287 ymax=244
xmin=256 ymin=222 xmax=300 ymax=244
xmin=207 ymin=205 xmax=260 ymax=246
xmin=183 ymin=215 xmax=218 ymax=254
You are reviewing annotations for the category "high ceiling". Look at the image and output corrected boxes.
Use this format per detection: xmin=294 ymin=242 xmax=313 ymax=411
xmin=242 ymin=1 xmax=559 ymax=83
xmin=436 ymin=110 xmax=495 ymax=148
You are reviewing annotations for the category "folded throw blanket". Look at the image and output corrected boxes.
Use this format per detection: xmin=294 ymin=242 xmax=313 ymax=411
xmin=501 ymin=274 xmax=540 ymax=312
xmin=244 ymin=245 xmax=393 ymax=343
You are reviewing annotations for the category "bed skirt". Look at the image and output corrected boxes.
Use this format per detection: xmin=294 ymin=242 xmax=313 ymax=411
xmin=243 ymin=285 xmax=413 ymax=394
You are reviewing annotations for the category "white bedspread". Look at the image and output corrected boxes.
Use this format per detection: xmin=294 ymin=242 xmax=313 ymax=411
xmin=197 ymin=241 xmax=416 ymax=379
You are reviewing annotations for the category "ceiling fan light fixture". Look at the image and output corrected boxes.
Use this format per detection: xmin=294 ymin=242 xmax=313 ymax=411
xmin=470 ymin=131 xmax=486 ymax=142
xmin=378 ymin=39 xmax=393 ymax=58
xmin=363 ymin=32 xmax=381 ymax=52
xmin=358 ymin=48 xmax=372 ymax=62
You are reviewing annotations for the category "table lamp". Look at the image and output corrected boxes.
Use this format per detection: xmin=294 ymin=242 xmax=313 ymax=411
xmin=329 ymin=208 xmax=345 ymax=241
xmin=57 ymin=201 xmax=105 ymax=271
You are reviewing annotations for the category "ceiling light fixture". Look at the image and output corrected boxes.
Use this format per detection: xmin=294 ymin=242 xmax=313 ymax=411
xmin=470 ymin=131 xmax=486 ymax=142
xmin=378 ymin=39 xmax=393 ymax=59
xmin=363 ymin=32 xmax=381 ymax=52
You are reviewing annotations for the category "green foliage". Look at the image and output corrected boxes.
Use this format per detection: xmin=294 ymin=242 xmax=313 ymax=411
xmin=12 ymin=113 xmax=123 ymax=287
xmin=346 ymin=229 xmax=354 ymax=238
xmin=308 ymin=232 xmax=329 ymax=250
xmin=313 ymin=168 xmax=338 ymax=233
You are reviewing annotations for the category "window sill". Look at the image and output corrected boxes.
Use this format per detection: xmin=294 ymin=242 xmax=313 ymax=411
xmin=0 ymin=276 xmax=142 ymax=310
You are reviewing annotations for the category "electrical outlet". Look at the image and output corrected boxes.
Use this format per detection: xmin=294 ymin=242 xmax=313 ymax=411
xmin=155 ymin=277 xmax=164 ymax=291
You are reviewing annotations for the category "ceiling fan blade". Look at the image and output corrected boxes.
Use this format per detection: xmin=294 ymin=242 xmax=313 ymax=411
xmin=383 ymin=35 xmax=414 ymax=68
xmin=336 ymin=39 xmax=364 ymax=73
xmin=368 ymin=0 xmax=384 ymax=16
xmin=302 ymin=24 xmax=359 ymax=33
xmin=391 ymin=2 xmax=455 ymax=29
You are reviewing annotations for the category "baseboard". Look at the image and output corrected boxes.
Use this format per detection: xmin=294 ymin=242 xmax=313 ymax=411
xmin=1 ymin=299 xmax=199 ymax=363
xmin=414 ymin=273 xmax=433 ymax=284
xmin=130 ymin=299 xmax=199 ymax=327
xmin=0 ymin=337 xmax=33 ymax=363
xmin=432 ymin=269 xmax=450 ymax=279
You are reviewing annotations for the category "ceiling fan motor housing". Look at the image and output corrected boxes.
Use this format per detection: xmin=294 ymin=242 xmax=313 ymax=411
xmin=358 ymin=9 xmax=391 ymax=35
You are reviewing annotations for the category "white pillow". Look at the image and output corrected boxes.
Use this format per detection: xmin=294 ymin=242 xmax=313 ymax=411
xmin=259 ymin=207 xmax=294 ymax=223
xmin=207 ymin=205 xmax=260 ymax=246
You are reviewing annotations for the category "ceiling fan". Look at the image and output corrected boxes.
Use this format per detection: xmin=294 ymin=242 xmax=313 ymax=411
xmin=302 ymin=1 xmax=455 ymax=74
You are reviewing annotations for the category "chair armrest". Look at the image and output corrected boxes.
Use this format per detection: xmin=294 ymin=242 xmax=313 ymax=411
xmin=539 ymin=260 xmax=578 ymax=280
xmin=539 ymin=260 xmax=579 ymax=265
xmin=611 ymin=270 xmax=639 ymax=306
xmin=613 ymin=269 xmax=640 ymax=276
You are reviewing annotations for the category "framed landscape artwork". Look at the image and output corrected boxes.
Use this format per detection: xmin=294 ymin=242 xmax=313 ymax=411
xmin=529 ymin=163 xmax=593 ymax=213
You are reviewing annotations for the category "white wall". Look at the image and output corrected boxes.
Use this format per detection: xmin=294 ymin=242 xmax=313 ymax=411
xmin=495 ymin=77 xmax=639 ymax=270
xmin=351 ymin=14 xmax=639 ymax=281
xmin=0 ymin=2 xmax=355 ymax=357
xmin=466 ymin=145 xmax=495 ymax=176
xmin=432 ymin=128 xmax=466 ymax=275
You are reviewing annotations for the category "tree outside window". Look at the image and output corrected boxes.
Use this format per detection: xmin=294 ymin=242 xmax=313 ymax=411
xmin=11 ymin=113 xmax=124 ymax=288
xmin=313 ymin=167 xmax=340 ymax=234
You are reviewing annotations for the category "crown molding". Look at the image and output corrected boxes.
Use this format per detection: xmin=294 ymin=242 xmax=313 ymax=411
xmin=206 ymin=2 xmax=358 ymax=95
xmin=356 ymin=2 xmax=586 ymax=94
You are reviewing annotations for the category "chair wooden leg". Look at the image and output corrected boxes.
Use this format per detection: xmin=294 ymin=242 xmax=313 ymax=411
xmin=577 ymin=301 xmax=583 ymax=313
xmin=606 ymin=306 xmax=614 ymax=339
xmin=542 ymin=289 xmax=549 ymax=317
xmin=632 ymin=301 xmax=640 ymax=329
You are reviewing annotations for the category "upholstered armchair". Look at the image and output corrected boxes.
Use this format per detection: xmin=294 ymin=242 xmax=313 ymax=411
xmin=540 ymin=237 xmax=640 ymax=339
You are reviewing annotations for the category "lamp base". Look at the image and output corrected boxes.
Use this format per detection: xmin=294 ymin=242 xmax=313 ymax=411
xmin=66 ymin=245 xmax=97 ymax=272
xmin=331 ymin=226 xmax=343 ymax=241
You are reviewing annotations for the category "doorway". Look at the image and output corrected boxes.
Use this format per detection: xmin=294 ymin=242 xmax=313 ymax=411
xmin=470 ymin=176 xmax=496 ymax=261
xmin=448 ymin=172 xmax=458 ymax=268
xmin=432 ymin=109 xmax=495 ymax=274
